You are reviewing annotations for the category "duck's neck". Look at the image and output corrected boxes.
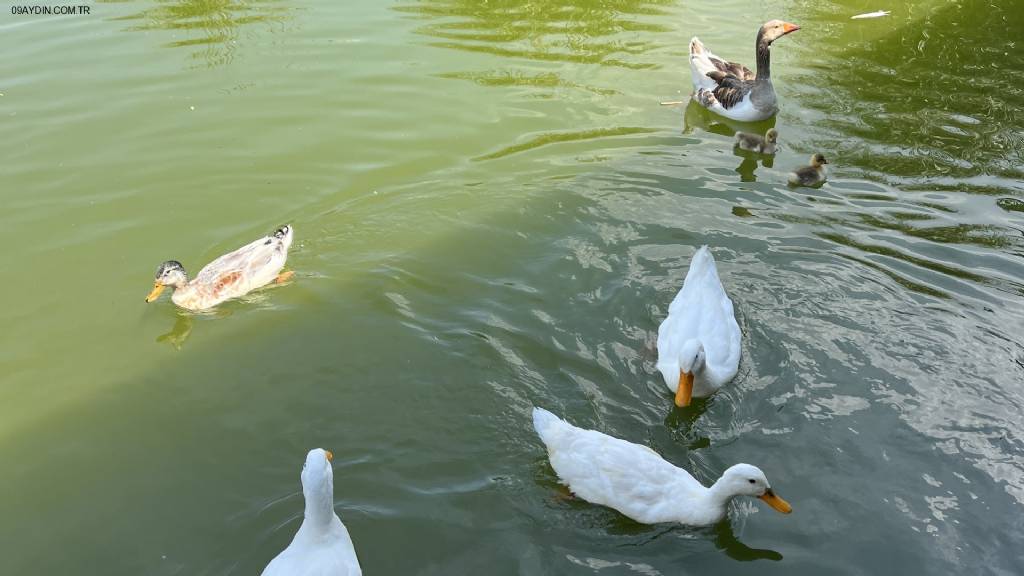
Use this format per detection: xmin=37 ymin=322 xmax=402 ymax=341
xmin=754 ymin=34 xmax=772 ymax=82
xmin=705 ymin=477 xmax=739 ymax=513
xmin=168 ymin=281 xmax=196 ymax=305
xmin=302 ymin=482 xmax=337 ymax=530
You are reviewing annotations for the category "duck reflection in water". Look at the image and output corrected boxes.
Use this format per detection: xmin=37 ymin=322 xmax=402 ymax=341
xmin=155 ymin=308 xmax=232 ymax=350
xmin=712 ymin=520 xmax=784 ymax=561
xmin=680 ymin=99 xmax=777 ymax=181
xmin=574 ymin=510 xmax=782 ymax=562
xmin=663 ymin=396 xmax=713 ymax=450
xmin=733 ymin=149 xmax=773 ymax=182
xmin=157 ymin=313 xmax=194 ymax=350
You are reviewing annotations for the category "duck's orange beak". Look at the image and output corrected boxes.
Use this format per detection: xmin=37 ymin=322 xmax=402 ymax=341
xmin=324 ymin=450 xmax=334 ymax=462
xmin=782 ymin=22 xmax=800 ymax=34
xmin=675 ymin=371 xmax=694 ymax=407
xmin=759 ymin=488 xmax=792 ymax=514
xmin=145 ymin=282 xmax=165 ymax=303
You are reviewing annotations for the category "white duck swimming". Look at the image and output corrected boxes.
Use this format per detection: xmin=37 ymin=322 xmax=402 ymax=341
xmin=689 ymin=20 xmax=800 ymax=121
xmin=533 ymin=408 xmax=792 ymax=526
xmin=145 ymin=225 xmax=294 ymax=311
xmin=262 ymin=448 xmax=362 ymax=576
xmin=656 ymin=246 xmax=741 ymax=406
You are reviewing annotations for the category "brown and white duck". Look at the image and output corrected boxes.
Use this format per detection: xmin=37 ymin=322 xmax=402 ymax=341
xmin=689 ymin=20 xmax=800 ymax=122
xmin=144 ymin=225 xmax=294 ymax=311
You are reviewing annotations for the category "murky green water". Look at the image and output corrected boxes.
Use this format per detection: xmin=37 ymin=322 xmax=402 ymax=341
xmin=2 ymin=0 xmax=1023 ymax=574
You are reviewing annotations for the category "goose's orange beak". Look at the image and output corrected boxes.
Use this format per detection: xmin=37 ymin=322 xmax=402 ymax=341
xmin=145 ymin=282 xmax=165 ymax=303
xmin=782 ymin=22 xmax=800 ymax=34
xmin=675 ymin=371 xmax=694 ymax=407
xmin=325 ymin=450 xmax=334 ymax=462
xmin=759 ymin=488 xmax=792 ymax=514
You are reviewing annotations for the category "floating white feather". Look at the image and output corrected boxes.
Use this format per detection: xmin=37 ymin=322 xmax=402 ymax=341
xmin=851 ymin=10 xmax=890 ymax=19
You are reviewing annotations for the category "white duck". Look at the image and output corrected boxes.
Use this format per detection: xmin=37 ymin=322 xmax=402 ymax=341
xmin=656 ymin=246 xmax=741 ymax=407
xmin=262 ymin=448 xmax=362 ymax=576
xmin=689 ymin=20 xmax=800 ymax=121
xmin=533 ymin=408 xmax=792 ymax=526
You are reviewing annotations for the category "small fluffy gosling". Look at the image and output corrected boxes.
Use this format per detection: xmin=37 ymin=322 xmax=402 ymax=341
xmin=734 ymin=128 xmax=778 ymax=155
xmin=788 ymin=153 xmax=828 ymax=187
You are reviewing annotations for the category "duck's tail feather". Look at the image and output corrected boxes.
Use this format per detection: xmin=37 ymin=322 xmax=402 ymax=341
xmin=273 ymin=224 xmax=294 ymax=250
xmin=689 ymin=37 xmax=718 ymax=92
xmin=691 ymin=244 xmax=713 ymax=266
xmin=685 ymin=244 xmax=720 ymax=285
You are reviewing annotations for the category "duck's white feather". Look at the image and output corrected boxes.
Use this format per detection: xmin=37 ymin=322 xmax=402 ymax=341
xmin=261 ymin=523 xmax=361 ymax=576
xmin=656 ymin=246 xmax=741 ymax=399
xmin=534 ymin=408 xmax=729 ymax=525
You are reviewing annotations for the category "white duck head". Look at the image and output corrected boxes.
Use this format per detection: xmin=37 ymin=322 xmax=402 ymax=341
xmin=711 ymin=463 xmax=792 ymax=514
xmin=675 ymin=339 xmax=707 ymax=407
xmin=300 ymin=448 xmax=335 ymax=526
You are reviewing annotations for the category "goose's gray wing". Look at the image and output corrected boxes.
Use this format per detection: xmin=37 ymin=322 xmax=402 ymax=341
xmin=708 ymin=56 xmax=755 ymax=81
xmin=706 ymin=71 xmax=754 ymax=110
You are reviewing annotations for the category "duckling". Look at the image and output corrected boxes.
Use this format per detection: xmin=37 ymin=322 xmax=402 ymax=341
xmin=734 ymin=128 xmax=778 ymax=155
xmin=788 ymin=153 xmax=828 ymax=187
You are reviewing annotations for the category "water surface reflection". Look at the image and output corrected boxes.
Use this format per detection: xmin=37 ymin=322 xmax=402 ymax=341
xmin=107 ymin=0 xmax=290 ymax=66
xmin=395 ymin=0 xmax=674 ymax=70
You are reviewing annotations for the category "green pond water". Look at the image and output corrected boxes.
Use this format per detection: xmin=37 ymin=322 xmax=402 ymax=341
xmin=2 ymin=0 xmax=1024 ymax=574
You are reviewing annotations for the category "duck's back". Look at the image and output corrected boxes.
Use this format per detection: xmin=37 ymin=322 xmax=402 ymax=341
xmin=657 ymin=247 xmax=741 ymax=379
xmin=534 ymin=408 xmax=703 ymax=524
xmin=184 ymin=228 xmax=292 ymax=307
xmin=261 ymin=520 xmax=361 ymax=576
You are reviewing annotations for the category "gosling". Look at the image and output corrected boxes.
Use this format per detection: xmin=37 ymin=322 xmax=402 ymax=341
xmin=734 ymin=128 xmax=778 ymax=155
xmin=788 ymin=153 xmax=828 ymax=187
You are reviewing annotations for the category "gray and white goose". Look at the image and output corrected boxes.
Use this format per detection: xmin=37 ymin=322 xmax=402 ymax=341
xmin=690 ymin=20 xmax=800 ymax=122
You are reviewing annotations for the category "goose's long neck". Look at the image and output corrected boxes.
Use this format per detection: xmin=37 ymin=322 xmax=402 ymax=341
xmin=754 ymin=33 xmax=772 ymax=81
